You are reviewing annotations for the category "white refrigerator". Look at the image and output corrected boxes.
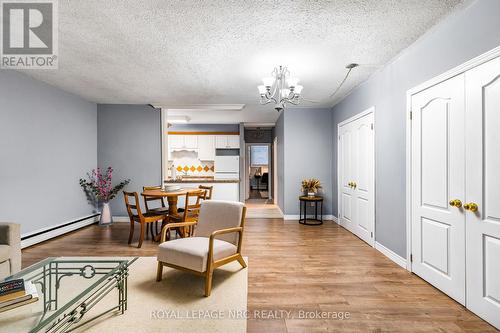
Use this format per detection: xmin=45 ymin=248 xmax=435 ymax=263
xmin=214 ymin=156 xmax=240 ymax=180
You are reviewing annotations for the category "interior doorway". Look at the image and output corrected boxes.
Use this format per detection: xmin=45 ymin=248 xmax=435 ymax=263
xmin=246 ymin=144 xmax=271 ymax=202
xmin=243 ymin=127 xmax=282 ymax=218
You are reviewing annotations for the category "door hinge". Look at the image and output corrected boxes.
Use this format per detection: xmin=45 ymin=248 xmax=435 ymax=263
xmin=338 ymin=136 xmax=340 ymax=141
xmin=370 ymin=123 xmax=374 ymax=130
xmin=370 ymin=231 xmax=373 ymax=238
xmin=409 ymin=111 xmax=413 ymax=120
xmin=410 ymin=254 xmax=413 ymax=262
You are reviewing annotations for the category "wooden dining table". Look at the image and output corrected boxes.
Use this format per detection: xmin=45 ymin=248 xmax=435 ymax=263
xmin=141 ymin=187 xmax=201 ymax=216
xmin=141 ymin=187 xmax=202 ymax=241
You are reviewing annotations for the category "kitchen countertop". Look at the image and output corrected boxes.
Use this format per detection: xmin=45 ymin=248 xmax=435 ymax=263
xmin=164 ymin=178 xmax=240 ymax=183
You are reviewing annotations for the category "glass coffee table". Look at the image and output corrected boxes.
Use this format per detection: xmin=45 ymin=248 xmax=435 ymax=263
xmin=0 ymin=257 xmax=137 ymax=332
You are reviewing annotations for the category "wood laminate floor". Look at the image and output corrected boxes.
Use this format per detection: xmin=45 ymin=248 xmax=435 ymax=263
xmin=22 ymin=219 xmax=496 ymax=332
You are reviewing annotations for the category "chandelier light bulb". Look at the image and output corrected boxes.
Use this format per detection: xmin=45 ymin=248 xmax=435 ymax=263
xmin=294 ymin=85 xmax=303 ymax=94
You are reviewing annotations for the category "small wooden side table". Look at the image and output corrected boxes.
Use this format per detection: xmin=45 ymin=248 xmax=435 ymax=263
xmin=299 ymin=196 xmax=323 ymax=225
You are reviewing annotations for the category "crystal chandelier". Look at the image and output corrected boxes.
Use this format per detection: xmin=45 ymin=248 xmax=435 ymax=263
xmin=257 ymin=66 xmax=304 ymax=112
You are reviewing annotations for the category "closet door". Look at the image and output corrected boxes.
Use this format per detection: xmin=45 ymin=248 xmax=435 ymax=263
xmin=339 ymin=122 xmax=356 ymax=234
xmin=352 ymin=113 xmax=374 ymax=245
xmin=465 ymin=56 xmax=500 ymax=329
xmin=410 ymin=74 xmax=466 ymax=304
xmin=338 ymin=110 xmax=374 ymax=245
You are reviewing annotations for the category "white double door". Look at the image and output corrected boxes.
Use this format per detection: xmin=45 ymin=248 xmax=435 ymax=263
xmin=411 ymin=56 xmax=500 ymax=329
xmin=338 ymin=109 xmax=375 ymax=246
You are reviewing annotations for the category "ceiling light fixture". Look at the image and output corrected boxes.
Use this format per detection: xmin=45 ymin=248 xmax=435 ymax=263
xmin=329 ymin=63 xmax=359 ymax=99
xmin=257 ymin=66 xmax=305 ymax=112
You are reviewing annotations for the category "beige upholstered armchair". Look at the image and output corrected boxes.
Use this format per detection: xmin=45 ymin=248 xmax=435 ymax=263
xmin=156 ymin=200 xmax=247 ymax=296
xmin=0 ymin=223 xmax=21 ymax=280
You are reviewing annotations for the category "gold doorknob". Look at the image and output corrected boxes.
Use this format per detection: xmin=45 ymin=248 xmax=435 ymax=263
xmin=464 ymin=202 xmax=478 ymax=212
xmin=352 ymin=182 xmax=357 ymax=188
xmin=449 ymin=199 xmax=462 ymax=208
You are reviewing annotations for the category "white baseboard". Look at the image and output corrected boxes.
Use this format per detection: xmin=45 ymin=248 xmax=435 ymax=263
xmin=375 ymin=241 xmax=407 ymax=269
xmin=283 ymin=214 xmax=335 ymax=221
xmin=21 ymin=214 xmax=99 ymax=249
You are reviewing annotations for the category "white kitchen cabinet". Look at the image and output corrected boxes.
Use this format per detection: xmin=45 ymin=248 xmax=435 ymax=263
xmin=215 ymin=135 xmax=240 ymax=149
xmin=197 ymin=135 xmax=215 ymax=160
xmin=183 ymin=135 xmax=198 ymax=149
xmin=168 ymin=135 xmax=184 ymax=149
xmin=215 ymin=136 xmax=227 ymax=149
xmin=168 ymin=135 xmax=198 ymax=150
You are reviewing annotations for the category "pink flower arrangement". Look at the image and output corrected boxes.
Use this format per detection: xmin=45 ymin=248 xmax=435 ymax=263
xmin=79 ymin=167 xmax=130 ymax=202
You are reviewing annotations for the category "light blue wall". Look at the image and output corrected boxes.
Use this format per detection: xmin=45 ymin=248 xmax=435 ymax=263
xmin=331 ymin=0 xmax=500 ymax=257
xmin=278 ymin=108 xmax=333 ymax=215
xmin=0 ymin=70 xmax=97 ymax=235
xmin=97 ymin=104 xmax=162 ymax=216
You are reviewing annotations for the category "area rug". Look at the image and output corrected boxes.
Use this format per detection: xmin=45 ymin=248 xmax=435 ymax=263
xmin=0 ymin=257 xmax=247 ymax=333
xmin=76 ymin=257 xmax=248 ymax=333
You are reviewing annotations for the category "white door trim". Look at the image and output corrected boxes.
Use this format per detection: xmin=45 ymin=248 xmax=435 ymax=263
xmin=337 ymin=107 xmax=375 ymax=128
xmin=337 ymin=106 xmax=376 ymax=247
xmin=406 ymin=45 xmax=500 ymax=273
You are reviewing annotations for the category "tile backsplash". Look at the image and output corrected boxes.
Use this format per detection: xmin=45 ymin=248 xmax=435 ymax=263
xmin=168 ymin=150 xmax=215 ymax=176
xmin=174 ymin=163 xmax=215 ymax=174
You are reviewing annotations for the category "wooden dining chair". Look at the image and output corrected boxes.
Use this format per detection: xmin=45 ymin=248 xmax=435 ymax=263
xmin=142 ymin=185 xmax=169 ymax=236
xmin=123 ymin=191 xmax=167 ymax=248
xmin=142 ymin=186 xmax=169 ymax=213
xmin=170 ymin=189 xmax=207 ymax=236
xmin=198 ymin=185 xmax=213 ymax=200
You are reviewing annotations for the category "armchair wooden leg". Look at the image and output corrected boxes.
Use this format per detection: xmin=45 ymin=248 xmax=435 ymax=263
xmin=128 ymin=221 xmax=134 ymax=244
xmin=156 ymin=262 xmax=163 ymax=282
xmin=204 ymin=270 xmax=213 ymax=297
xmin=236 ymin=255 xmax=247 ymax=268
xmin=138 ymin=223 xmax=145 ymax=248
xmin=154 ymin=218 xmax=167 ymax=242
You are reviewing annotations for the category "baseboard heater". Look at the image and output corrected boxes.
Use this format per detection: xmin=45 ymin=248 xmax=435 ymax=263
xmin=21 ymin=214 xmax=99 ymax=249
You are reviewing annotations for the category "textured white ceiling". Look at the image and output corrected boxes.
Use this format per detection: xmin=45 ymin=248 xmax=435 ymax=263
xmin=21 ymin=0 xmax=464 ymax=124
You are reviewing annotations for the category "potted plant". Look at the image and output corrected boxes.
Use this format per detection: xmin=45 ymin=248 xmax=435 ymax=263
xmin=301 ymin=178 xmax=322 ymax=197
xmin=80 ymin=167 xmax=130 ymax=226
